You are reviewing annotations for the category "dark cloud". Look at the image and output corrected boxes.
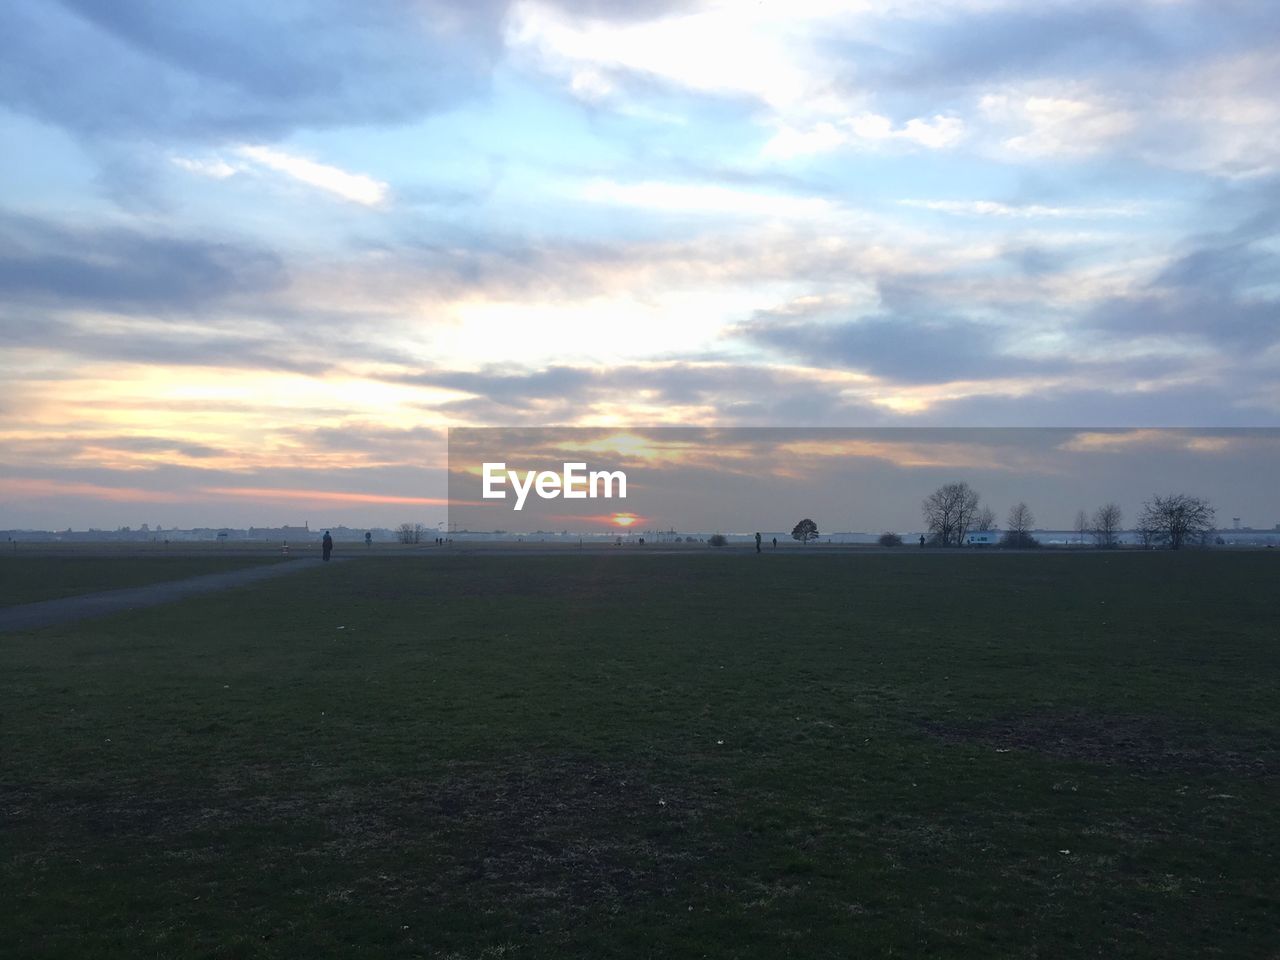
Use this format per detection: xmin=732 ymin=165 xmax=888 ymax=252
xmin=873 ymin=5 xmax=1166 ymax=89
xmin=0 ymin=312 xmax=324 ymax=374
xmin=0 ymin=0 xmax=506 ymax=141
xmin=1085 ymin=195 xmax=1280 ymax=351
xmin=95 ymin=436 xmax=224 ymax=459
xmin=827 ymin=0 xmax=1277 ymax=105
xmin=924 ymin=386 xmax=1277 ymax=428
xmin=738 ymin=308 xmax=1049 ymax=384
xmin=0 ymin=211 xmax=286 ymax=309
xmin=0 ymin=0 xmax=695 ymax=145
xmin=393 ymin=361 xmax=885 ymax=426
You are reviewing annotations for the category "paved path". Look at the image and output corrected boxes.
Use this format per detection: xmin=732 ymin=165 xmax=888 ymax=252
xmin=0 ymin=558 xmax=332 ymax=633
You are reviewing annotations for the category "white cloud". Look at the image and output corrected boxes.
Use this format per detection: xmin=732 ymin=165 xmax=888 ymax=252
xmin=170 ymin=155 xmax=239 ymax=180
xmin=235 ymin=145 xmax=389 ymax=207
xmin=508 ymin=0 xmax=823 ymax=111
xmin=900 ymin=199 xmax=1142 ymax=218
xmin=765 ymin=113 xmax=965 ymax=158
xmin=980 ymin=91 xmax=1135 ymax=158
xmin=579 ymin=178 xmax=836 ymax=219
xmin=1151 ymin=51 xmax=1280 ymax=179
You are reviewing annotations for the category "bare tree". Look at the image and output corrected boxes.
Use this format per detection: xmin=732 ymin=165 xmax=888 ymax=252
xmin=974 ymin=506 xmax=996 ymax=532
xmin=1001 ymin=502 xmax=1038 ymax=547
xmin=1091 ymin=503 xmax=1123 ymax=548
xmin=922 ymin=482 xmax=981 ymax=547
xmin=397 ymin=522 xmax=425 ymax=544
xmin=1138 ymin=494 xmax=1214 ymax=550
xmin=1074 ymin=509 xmax=1089 ymax=546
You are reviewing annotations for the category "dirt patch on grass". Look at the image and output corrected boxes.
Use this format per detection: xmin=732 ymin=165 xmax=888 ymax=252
xmin=2 ymin=754 xmax=727 ymax=913
xmin=920 ymin=711 xmax=1275 ymax=778
xmin=367 ymin=756 xmax=723 ymax=911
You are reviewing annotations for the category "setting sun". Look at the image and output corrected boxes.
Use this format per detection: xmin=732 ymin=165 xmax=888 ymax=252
xmin=611 ymin=513 xmax=640 ymax=527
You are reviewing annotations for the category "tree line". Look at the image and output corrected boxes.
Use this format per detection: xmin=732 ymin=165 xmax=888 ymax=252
xmin=915 ymin=482 xmax=1215 ymax=549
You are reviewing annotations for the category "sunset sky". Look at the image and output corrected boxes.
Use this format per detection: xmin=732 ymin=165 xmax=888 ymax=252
xmin=2 ymin=1 xmax=1278 ymax=529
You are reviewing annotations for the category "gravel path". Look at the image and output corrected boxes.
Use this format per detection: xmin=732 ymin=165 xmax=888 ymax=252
xmin=0 ymin=558 xmax=333 ymax=633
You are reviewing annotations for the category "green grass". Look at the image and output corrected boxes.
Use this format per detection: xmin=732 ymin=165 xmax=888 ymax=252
xmin=0 ymin=556 xmax=284 ymax=608
xmin=2 ymin=552 xmax=1277 ymax=958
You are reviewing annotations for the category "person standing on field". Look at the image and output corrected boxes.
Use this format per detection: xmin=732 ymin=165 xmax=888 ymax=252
xmin=322 ymin=530 xmax=333 ymax=562
xmin=755 ymin=532 xmax=762 ymax=553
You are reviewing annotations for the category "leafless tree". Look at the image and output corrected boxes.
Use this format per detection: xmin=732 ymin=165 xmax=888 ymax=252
xmin=1000 ymin=502 xmax=1038 ymax=547
xmin=922 ymin=482 xmax=981 ymax=546
xmin=1091 ymin=503 xmax=1123 ymax=548
xmin=397 ymin=522 xmax=425 ymax=544
xmin=1074 ymin=509 xmax=1089 ymax=546
xmin=974 ymin=506 xmax=996 ymax=532
xmin=1138 ymin=494 xmax=1214 ymax=550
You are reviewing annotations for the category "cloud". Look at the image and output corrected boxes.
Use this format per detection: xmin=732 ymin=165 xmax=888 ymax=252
xmin=980 ymin=90 xmax=1135 ymax=158
xmin=170 ymin=155 xmax=238 ymax=180
xmin=1080 ymin=196 xmax=1280 ymax=357
xmin=901 ymin=199 xmax=1141 ymax=219
xmin=200 ymin=486 xmax=448 ymax=506
xmin=1147 ymin=50 xmax=1280 ymax=178
xmin=235 ymin=145 xmax=389 ymax=206
xmin=0 ymin=0 xmax=506 ymax=141
xmin=0 ymin=210 xmax=286 ymax=309
xmin=1056 ymin=429 xmax=1258 ymax=454
xmin=737 ymin=299 xmax=1049 ymax=384
xmin=579 ymin=178 xmax=834 ymax=218
xmin=389 ymin=360 xmax=887 ymax=426
xmin=508 ymin=0 xmax=818 ymax=110
xmin=763 ymin=113 xmax=964 ymax=158
xmin=0 ymin=476 xmax=189 ymax=504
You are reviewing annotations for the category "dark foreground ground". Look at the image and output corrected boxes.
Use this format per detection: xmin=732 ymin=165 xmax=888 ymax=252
xmin=2 ymin=552 xmax=1276 ymax=958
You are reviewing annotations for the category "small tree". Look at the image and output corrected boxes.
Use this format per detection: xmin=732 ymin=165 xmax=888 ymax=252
xmin=1001 ymin=502 xmax=1038 ymax=548
xmin=878 ymin=532 xmax=903 ymax=547
xmin=1074 ymin=509 xmax=1089 ymax=546
xmin=1091 ymin=503 xmax=1123 ymax=548
xmin=397 ymin=522 xmax=424 ymax=544
xmin=792 ymin=518 xmax=819 ymax=545
xmin=922 ymin=482 xmax=981 ymax=547
xmin=708 ymin=533 xmax=728 ymax=547
xmin=1138 ymin=494 xmax=1214 ymax=550
xmin=974 ymin=506 xmax=996 ymax=532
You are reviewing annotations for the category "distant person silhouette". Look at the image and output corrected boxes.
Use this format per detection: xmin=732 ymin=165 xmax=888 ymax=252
xmin=772 ymin=537 xmax=777 ymax=549
xmin=919 ymin=534 xmax=926 ymax=547
xmin=755 ymin=532 xmax=762 ymax=553
xmin=322 ymin=530 xmax=333 ymax=562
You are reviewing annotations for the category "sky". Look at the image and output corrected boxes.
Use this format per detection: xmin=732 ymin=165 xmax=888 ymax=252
xmin=1 ymin=0 xmax=1278 ymax=530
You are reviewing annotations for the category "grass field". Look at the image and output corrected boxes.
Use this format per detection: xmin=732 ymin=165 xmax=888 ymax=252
xmin=2 ymin=552 xmax=1276 ymax=958
xmin=0 ymin=556 xmax=285 ymax=608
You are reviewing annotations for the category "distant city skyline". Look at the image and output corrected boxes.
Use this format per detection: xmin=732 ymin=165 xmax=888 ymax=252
xmin=2 ymin=2 xmax=1278 ymax=529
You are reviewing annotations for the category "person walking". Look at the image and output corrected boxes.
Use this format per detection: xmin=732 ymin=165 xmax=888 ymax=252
xmin=322 ymin=530 xmax=333 ymax=562
xmin=755 ymin=531 xmax=762 ymax=554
